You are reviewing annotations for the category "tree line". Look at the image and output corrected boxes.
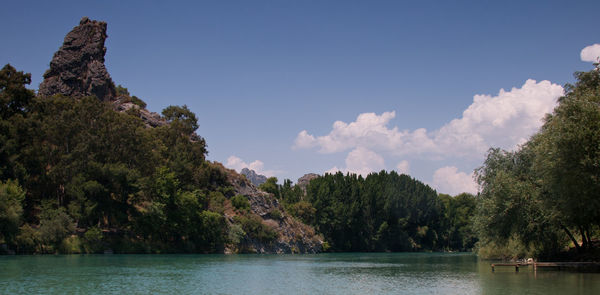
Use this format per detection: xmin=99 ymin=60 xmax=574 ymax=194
xmin=261 ymin=172 xmax=477 ymax=252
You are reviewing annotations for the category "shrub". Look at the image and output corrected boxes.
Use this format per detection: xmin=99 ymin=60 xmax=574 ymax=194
xmin=15 ymin=224 xmax=41 ymax=253
xmin=269 ymin=209 xmax=282 ymax=220
xmin=59 ymin=236 xmax=83 ymax=254
xmin=0 ymin=180 xmax=25 ymax=245
xmin=228 ymin=224 xmax=246 ymax=245
xmin=83 ymin=227 xmax=104 ymax=253
xmin=235 ymin=215 xmax=277 ymax=243
xmin=231 ymin=194 xmax=250 ymax=211
xmin=208 ymin=191 xmax=226 ymax=214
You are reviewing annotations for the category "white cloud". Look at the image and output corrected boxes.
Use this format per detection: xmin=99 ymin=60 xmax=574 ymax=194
xmin=325 ymin=147 xmax=385 ymax=177
xmin=396 ymin=160 xmax=410 ymax=175
xmin=293 ymin=130 xmax=317 ymax=149
xmin=432 ymin=79 xmax=563 ymax=157
xmin=432 ymin=166 xmax=478 ymax=195
xmin=581 ymin=44 xmax=600 ymax=63
xmin=293 ymin=79 xmax=563 ymax=160
xmin=225 ymin=156 xmax=276 ymax=177
xmin=345 ymin=147 xmax=385 ymax=176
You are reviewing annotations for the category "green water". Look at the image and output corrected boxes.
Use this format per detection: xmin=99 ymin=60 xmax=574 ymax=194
xmin=1 ymin=253 xmax=599 ymax=294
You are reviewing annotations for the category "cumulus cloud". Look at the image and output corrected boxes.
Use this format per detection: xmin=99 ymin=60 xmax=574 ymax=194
xmin=581 ymin=44 xmax=600 ymax=63
xmin=226 ymin=156 xmax=276 ymax=177
xmin=293 ymin=79 xmax=563 ymax=159
xmin=325 ymin=147 xmax=385 ymax=176
xmin=432 ymin=166 xmax=478 ymax=195
xmin=396 ymin=160 xmax=410 ymax=175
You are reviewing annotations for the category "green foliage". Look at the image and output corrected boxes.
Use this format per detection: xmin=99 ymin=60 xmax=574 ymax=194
xmin=59 ymin=236 xmax=83 ymax=254
xmin=0 ymin=180 xmax=25 ymax=244
xmin=477 ymin=237 xmax=533 ymax=260
xmin=38 ymin=202 xmax=76 ymax=249
xmin=228 ymin=223 xmax=246 ymax=245
xmin=287 ymin=201 xmax=315 ymax=224
xmin=259 ymin=177 xmax=279 ymax=198
xmin=83 ymin=227 xmax=104 ymax=253
xmin=269 ymin=208 xmax=282 ymax=220
xmin=0 ymin=64 xmax=34 ymax=119
xmin=116 ymin=84 xmax=146 ymax=108
xmin=15 ymin=224 xmax=40 ymax=253
xmin=130 ymin=96 xmax=146 ymax=108
xmin=0 ymin=65 xmax=232 ymax=254
xmin=235 ymin=215 xmax=278 ymax=243
xmin=302 ymin=171 xmax=444 ymax=252
xmin=231 ymin=194 xmax=250 ymax=211
xmin=532 ymin=69 xmax=600 ymax=250
xmin=162 ymin=105 xmax=199 ymax=135
xmin=208 ymin=191 xmax=226 ymax=214
xmin=438 ymin=193 xmax=477 ymax=251
xmin=474 ymin=67 xmax=600 ymax=258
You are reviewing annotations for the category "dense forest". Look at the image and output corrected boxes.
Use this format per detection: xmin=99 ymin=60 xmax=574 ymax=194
xmin=0 ymin=64 xmax=266 ymax=254
xmin=260 ymin=172 xmax=477 ymax=252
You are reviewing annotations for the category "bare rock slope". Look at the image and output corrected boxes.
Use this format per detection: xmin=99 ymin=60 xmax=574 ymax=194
xmin=227 ymin=171 xmax=323 ymax=253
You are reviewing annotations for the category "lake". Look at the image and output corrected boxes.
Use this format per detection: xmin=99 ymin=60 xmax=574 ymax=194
xmin=1 ymin=253 xmax=599 ymax=294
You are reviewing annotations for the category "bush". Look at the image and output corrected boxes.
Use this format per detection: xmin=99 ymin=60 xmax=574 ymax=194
xmin=0 ymin=180 xmax=25 ymax=244
xmin=231 ymin=194 xmax=250 ymax=211
xmin=38 ymin=202 xmax=76 ymax=248
xmin=288 ymin=201 xmax=315 ymax=224
xmin=59 ymin=236 xmax=83 ymax=254
xmin=228 ymin=224 xmax=246 ymax=245
xmin=15 ymin=224 xmax=40 ymax=253
xmin=269 ymin=209 xmax=282 ymax=220
xmin=208 ymin=191 xmax=226 ymax=214
xmin=235 ymin=215 xmax=277 ymax=243
xmin=83 ymin=227 xmax=104 ymax=253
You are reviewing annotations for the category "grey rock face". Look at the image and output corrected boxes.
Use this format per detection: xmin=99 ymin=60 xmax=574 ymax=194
xmin=113 ymin=100 xmax=167 ymax=128
xmin=227 ymin=171 xmax=323 ymax=254
xmin=241 ymin=168 xmax=267 ymax=186
xmin=297 ymin=173 xmax=320 ymax=192
xmin=39 ymin=17 xmax=116 ymax=101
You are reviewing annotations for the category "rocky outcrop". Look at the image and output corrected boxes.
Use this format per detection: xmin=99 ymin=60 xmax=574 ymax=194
xmin=39 ymin=17 xmax=168 ymax=129
xmin=39 ymin=17 xmax=116 ymax=101
xmin=297 ymin=173 xmax=320 ymax=193
xmin=226 ymin=170 xmax=323 ymax=254
xmin=240 ymin=168 xmax=267 ymax=186
xmin=113 ymin=99 xmax=167 ymax=128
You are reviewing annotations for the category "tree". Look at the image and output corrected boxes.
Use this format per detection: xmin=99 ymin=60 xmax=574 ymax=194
xmin=259 ymin=177 xmax=279 ymax=198
xmin=162 ymin=105 xmax=199 ymax=135
xmin=474 ymin=68 xmax=600 ymax=257
xmin=0 ymin=180 xmax=25 ymax=245
xmin=532 ymin=69 xmax=600 ymax=250
xmin=0 ymin=64 xmax=34 ymax=119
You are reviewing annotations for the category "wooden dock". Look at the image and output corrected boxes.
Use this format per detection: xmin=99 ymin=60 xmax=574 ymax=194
xmin=491 ymin=261 xmax=600 ymax=272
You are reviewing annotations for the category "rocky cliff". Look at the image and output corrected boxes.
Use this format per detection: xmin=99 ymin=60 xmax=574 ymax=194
xmin=226 ymin=171 xmax=323 ymax=253
xmin=240 ymin=168 xmax=267 ymax=186
xmin=297 ymin=173 xmax=320 ymax=193
xmin=39 ymin=17 xmax=116 ymax=101
xmin=38 ymin=17 xmax=167 ymax=128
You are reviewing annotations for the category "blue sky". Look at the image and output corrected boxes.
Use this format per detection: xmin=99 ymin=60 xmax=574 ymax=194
xmin=2 ymin=0 xmax=599 ymax=194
